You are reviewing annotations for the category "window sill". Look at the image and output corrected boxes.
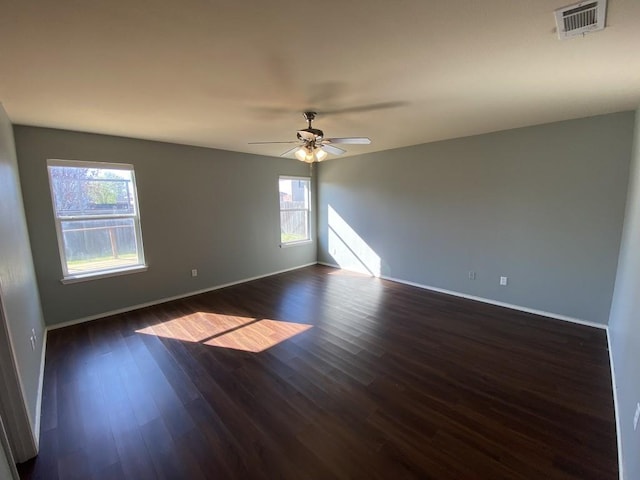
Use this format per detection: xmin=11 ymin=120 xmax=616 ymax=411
xmin=280 ymin=240 xmax=313 ymax=248
xmin=61 ymin=265 xmax=148 ymax=284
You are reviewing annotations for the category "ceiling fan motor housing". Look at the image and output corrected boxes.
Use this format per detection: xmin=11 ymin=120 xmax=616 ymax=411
xmin=297 ymin=128 xmax=324 ymax=142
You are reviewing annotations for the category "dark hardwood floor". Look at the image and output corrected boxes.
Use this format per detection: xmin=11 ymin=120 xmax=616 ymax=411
xmin=19 ymin=265 xmax=617 ymax=479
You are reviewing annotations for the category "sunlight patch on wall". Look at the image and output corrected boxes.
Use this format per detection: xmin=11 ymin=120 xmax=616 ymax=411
xmin=328 ymin=205 xmax=381 ymax=277
xmin=136 ymin=313 xmax=312 ymax=353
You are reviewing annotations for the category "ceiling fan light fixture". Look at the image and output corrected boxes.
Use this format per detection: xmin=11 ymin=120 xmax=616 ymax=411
xmin=314 ymin=148 xmax=328 ymax=161
xmin=294 ymin=147 xmax=307 ymax=162
xmin=295 ymin=147 xmax=315 ymax=162
xmin=294 ymin=146 xmax=327 ymax=163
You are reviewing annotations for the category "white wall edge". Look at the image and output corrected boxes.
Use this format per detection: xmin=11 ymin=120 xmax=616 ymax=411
xmin=0 ymin=416 xmax=19 ymax=480
xmin=0 ymin=288 xmax=39 ymax=462
xmin=33 ymin=329 xmax=47 ymax=451
xmin=47 ymin=262 xmax=318 ymax=331
xmin=607 ymin=328 xmax=625 ymax=480
xmin=317 ymin=262 xmax=606 ymax=329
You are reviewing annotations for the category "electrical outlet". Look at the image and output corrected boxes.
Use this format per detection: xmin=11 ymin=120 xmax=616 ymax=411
xmin=500 ymin=276 xmax=508 ymax=286
xmin=191 ymin=269 xmax=198 ymax=277
xmin=468 ymin=271 xmax=476 ymax=280
xmin=634 ymin=402 xmax=640 ymax=431
xmin=31 ymin=328 xmax=36 ymax=342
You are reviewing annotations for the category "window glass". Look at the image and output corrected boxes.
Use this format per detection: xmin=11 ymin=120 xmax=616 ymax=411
xmin=279 ymin=176 xmax=311 ymax=245
xmin=47 ymin=160 xmax=145 ymax=279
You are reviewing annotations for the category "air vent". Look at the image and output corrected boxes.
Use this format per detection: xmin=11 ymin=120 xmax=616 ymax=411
xmin=554 ymin=0 xmax=607 ymax=40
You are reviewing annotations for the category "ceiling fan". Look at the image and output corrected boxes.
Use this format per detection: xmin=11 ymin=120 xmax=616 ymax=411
xmin=249 ymin=111 xmax=371 ymax=163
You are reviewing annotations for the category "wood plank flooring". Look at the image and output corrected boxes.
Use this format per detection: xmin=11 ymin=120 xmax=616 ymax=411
xmin=18 ymin=265 xmax=618 ymax=479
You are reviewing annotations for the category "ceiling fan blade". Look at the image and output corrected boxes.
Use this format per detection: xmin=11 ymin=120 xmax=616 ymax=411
xmin=248 ymin=141 xmax=298 ymax=145
xmin=324 ymin=137 xmax=371 ymax=145
xmin=280 ymin=146 xmax=302 ymax=157
xmin=321 ymin=144 xmax=346 ymax=156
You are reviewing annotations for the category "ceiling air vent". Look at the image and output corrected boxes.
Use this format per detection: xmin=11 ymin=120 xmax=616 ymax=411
xmin=554 ymin=0 xmax=607 ymax=40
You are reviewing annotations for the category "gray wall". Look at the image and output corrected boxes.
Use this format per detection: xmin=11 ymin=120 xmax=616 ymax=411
xmin=14 ymin=126 xmax=316 ymax=326
xmin=0 ymin=105 xmax=45 ymax=460
xmin=317 ymin=112 xmax=634 ymax=324
xmin=0 ymin=441 xmax=14 ymax=480
xmin=608 ymin=107 xmax=640 ymax=480
xmin=0 ymin=416 xmax=18 ymax=480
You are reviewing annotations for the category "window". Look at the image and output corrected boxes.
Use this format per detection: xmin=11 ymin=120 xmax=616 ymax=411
xmin=47 ymin=159 xmax=146 ymax=281
xmin=279 ymin=176 xmax=311 ymax=245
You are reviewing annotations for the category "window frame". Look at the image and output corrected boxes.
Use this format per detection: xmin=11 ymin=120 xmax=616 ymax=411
xmin=278 ymin=175 xmax=312 ymax=247
xmin=47 ymin=159 xmax=147 ymax=283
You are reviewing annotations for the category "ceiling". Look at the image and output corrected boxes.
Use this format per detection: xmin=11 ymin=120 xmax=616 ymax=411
xmin=1 ymin=0 xmax=639 ymax=159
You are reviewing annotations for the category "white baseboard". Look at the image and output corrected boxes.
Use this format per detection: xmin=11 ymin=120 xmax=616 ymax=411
xmin=33 ymin=329 xmax=47 ymax=451
xmin=47 ymin=262 xmax=318 ymax=331
xmin=607 ymin=330 xmax=624 ymax=480
xmin=317 ymin=262 xmax=606 ymax=329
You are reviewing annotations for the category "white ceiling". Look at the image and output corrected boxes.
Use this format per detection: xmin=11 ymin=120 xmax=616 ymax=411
xmin=1 ymin=0 xmax=639 ymax=159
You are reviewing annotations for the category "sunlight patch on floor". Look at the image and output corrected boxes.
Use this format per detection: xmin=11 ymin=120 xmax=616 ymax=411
xmin=136 ymin=312 xmax=255 ymax=343
xmin=204 ymin=319 xmax=312 ymax=352
xmin=326 ymin=269 xmax=372 ymax=277
xmin=136 ymin=313 xmax=312 ymax=352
